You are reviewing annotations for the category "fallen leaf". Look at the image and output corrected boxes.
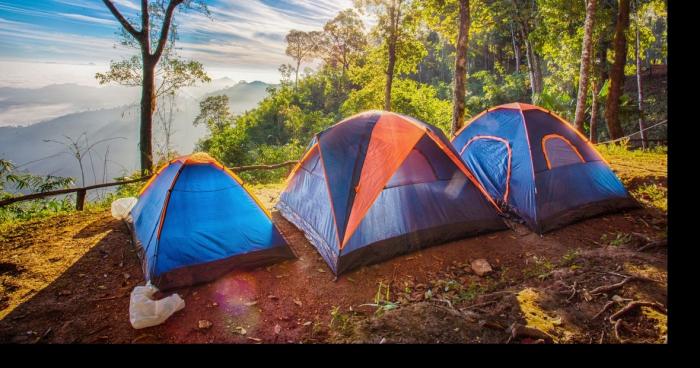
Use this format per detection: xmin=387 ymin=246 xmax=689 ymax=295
xmin=294 ymin=299 xmax=302 ymax=307
xmin=268 ymin=294 xmax=278 ymax=300
xmin=247 ymin=337 xmax=262 ymax=342
xmin=97 ymin=285 xmax=106 ymax=290
xmin=274 ymin=324 xmax=282 ymax=334
xmin=317 ymin=268 xmax=326 ymax=273
xmin=235 ymin=326 xmax=247 ymax=335
xmin=244 ymin=301 xmax=258 ymax=306
xmin=302 ymin=321 xmax=312 ymax=326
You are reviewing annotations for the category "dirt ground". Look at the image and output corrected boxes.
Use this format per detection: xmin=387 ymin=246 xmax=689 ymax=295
xmin=0 ymin=163 xmax=667 ymax=344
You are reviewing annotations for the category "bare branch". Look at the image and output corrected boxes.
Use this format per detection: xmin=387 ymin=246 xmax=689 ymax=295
xmin=102 ymin=0 xmax=142 ymax=39
xmin=153 ymin=0 xmax=184 ymax=61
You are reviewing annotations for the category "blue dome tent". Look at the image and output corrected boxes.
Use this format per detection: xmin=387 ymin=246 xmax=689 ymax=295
xmin=277 ymin=111 xmax=506 ymax=275
xmin=451 ymin=103 xmax=639 ymax=233
xmin=127 ymin=153 xmax=294 ymax=290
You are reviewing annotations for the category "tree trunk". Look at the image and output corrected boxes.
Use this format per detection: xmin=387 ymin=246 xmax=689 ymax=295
xmin=140 ymin=55 xmax=155 ymax=174
xmin=532 ymin=46 xmax=543 ymax=97
xmin=591 ymin=35 xmax=611 ymax=144
xmin=451 ymin=0 xmax=471 ymax=137
xmin=590 ymin=78 xmax=600 ymax=143
xmin=604 ymin=0 xmax=630 ymax=141
xmin=521 ymin=26 xmax=542 ymax=101
xmin=102 ymin=0 xmax=184 ymax=175
xmin=634 ymin=1 xmax=647 ymax=148
xmin=523 ymin=30 xmax=536 ymax=100
xmin=574 ymin=0 xmax=597 ymax=132
xmin=511 ymin=23 xmax=520 ymax=72
xmin=385 ymin=37 xmax=396 ymax=111
xmin=295 ymin=59 xmax=301 ymax=89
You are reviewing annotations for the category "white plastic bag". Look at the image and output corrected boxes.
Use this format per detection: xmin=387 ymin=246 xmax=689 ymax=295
xmin=129 ymin=283 xmax=185 ymax=329
xmin=111 ymin=197 xmax=138 ymax=220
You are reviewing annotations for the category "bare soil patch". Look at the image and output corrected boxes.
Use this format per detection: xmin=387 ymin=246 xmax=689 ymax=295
xmin=0 ymin=169 xmax=667 ymax=344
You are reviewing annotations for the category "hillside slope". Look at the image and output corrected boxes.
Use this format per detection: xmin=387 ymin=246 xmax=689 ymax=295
xmin=0 ymin=148 xmax=667 ymax=344
xmin=0 ymin=81 xmax=273 ymax=186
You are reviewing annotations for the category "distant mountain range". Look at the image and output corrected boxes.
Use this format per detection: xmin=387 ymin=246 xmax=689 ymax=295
xmin=0 ymin=79 xmax=274 ymax=187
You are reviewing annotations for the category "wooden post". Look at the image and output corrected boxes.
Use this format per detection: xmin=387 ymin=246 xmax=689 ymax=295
xmin=76 ymin=189 xmax=86 ymax=211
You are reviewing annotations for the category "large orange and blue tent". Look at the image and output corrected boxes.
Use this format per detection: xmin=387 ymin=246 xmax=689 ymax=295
xmin=451 ymin=103 xmax=639 ymax=233
xmin=277 ymin=111 xmax=506 ymax=275
xmin=127 ymin=153 xmax=293 ymax=290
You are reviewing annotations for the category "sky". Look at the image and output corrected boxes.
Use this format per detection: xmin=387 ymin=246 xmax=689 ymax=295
xmin=0 ymin=0 xmax=361 ymax=88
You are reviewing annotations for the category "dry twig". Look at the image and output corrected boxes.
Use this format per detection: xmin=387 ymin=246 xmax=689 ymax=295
xmin=609 ymin=300 xmax=667 ymax=321
xmin=590 ymin=276 xmax=651 ymax=295
xmin=637 ymin=239 xmax=667 ymax=252
xmin=592 ymin=301 xmax=615 ymax=320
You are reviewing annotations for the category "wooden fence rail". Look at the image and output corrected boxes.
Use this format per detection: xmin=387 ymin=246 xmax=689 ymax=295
xmin=0 ymin=160 xmax=299 ymax=210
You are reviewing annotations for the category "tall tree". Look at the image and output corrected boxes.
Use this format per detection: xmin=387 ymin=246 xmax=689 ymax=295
xmin=604 ymin=0 xmax=630 ymax=140
xmin=451 ymin=0 xmax=471 ymax=136
xmin=510 ymin=21 xmax=521 ymax=72
xmin=633 ymin=0 xmax=647 ymax=148
xmin=356 ymin=0 xmax=415 ymax=111
xmin=589 ymin=78 xmax=601 ymax=142
xmin=193 ymin=95 xmax=233 ymax=134
xmin=285 ymin=30 xmax=324 ymax=89
xmin=511 ymin=0 xmax=543 ymax=101
xmin=573 ymin=0 xmax=598 ymax=132
xmin=101 ymin=0 xmax=208 ymax=174
xmin=322 ymin=9 xmax=367 ymax=76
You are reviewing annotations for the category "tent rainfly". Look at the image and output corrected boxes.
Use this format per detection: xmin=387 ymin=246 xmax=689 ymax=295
xmin=451 ymin=103 xmax=639 ymax=233
xmin=277 ymin=111 xmax=506 ymax=275
xmin=127 ymin=153 xmax=294 ymax=290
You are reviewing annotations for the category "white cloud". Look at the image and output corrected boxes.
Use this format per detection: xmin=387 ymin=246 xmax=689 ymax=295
xmin=1 ymin=0 xmax=371 ymax=87
xmin=53 ymin=0 xmax=104 ymax=11
xmin=111 ymin=0 xmax=140 ymax=11
xmin=59 ymin=13 xmax=116 ymax=26
xmin=0 ymin=103 xmax=77 ymax=127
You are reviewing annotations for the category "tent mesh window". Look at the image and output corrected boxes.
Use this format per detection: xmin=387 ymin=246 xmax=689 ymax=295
xmin=385 ymin=149 xmax=438 ymax=188
xmin=542 ymin=135 xmax=585 ymax=169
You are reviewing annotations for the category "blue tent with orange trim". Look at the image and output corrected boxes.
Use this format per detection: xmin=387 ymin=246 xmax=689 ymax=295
xmin=277 ymin=111 xmax=506 ymax=275
xmin=127 ymin=153 xmax=294 ymax=290
xmin=451 ymin=103 xmax=639 ymax=233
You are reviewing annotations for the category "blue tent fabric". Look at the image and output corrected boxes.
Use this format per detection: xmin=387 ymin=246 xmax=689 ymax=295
xmin=317 ymin=112 xmax=379 ymax=243
xmin=452 ymin=103 xmax=639 ymax=233
xmin=460 ymin=137 xmax=510 ymax=203
xmin=277 ymin=111 xmax=506 ymax=275
xmin=128 ymin=154 xmax=293 ymax=290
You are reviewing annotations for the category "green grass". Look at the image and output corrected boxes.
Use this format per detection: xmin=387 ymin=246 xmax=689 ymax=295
xmin=632 ymin=183 xmax=667 ymax=212
xmin=599 ymin=232 xmax=633 ymax=247
xmin=596 ymin=142 xmax=667 ymax=162
xmin=597 ymin=143 xmax=667 ymax=214
xmin=456 ymin=283 xmax=486 ymax=302
xmin=597 ymin=143 xmax=667 ymax=178
xmin=0 ymin=176 xmax=143 ymax=228
xmin=522 ymin=256 xmax=556 ymax=280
